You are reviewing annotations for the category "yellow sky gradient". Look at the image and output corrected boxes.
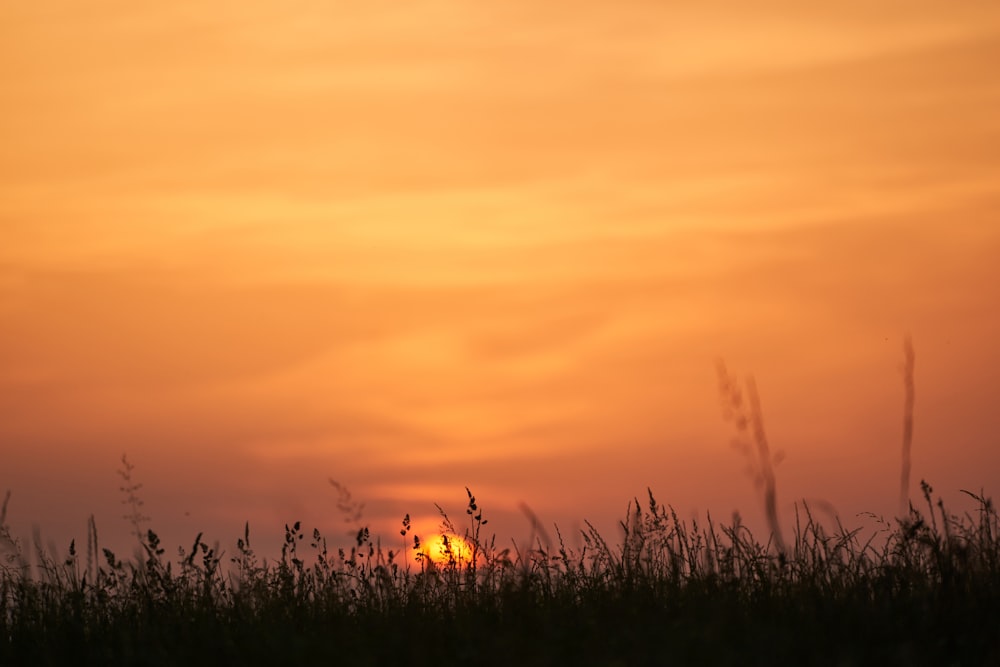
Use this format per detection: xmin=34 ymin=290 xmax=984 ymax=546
xmin=2 ymin=1 xmax=999 ymax=558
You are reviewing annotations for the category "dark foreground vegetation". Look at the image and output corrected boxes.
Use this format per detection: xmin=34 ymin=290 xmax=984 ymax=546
xmin=1 ymin=482 xmax=998 ymax=666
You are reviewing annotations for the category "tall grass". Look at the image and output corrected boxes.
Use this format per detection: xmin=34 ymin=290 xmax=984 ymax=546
xmin=2 ymin=349 xmax=997 ymax=664
xmin=717 ymin=363 xmax=786 ymax=556
xmin=1 ymin=478 xmax=998 ymax=665
xmin=899 ymin=335 xmax=917 ymax=517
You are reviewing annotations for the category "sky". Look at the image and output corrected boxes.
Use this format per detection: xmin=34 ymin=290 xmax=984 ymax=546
xmin=2 ymin=1 xmax=999 ymax=562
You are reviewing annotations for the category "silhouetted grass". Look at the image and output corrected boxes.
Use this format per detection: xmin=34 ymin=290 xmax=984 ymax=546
xmin=4 ymin=347 xmax=996 ymax=664
xmin=1 ymin=479 xmax=998 ymax=666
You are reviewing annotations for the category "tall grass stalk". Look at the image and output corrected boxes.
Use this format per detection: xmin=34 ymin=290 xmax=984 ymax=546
xmin=717 ymin=363 xmax=786 ymax=556
xmin=899 ymin=335 xmax=916 ymax=517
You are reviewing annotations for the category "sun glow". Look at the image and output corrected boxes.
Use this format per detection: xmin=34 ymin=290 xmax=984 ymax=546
xmin=418 ymin=533 xmax=476 ymax=565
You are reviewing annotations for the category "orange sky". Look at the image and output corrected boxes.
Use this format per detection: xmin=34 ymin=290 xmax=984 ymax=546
xmin=2 ymin=1 xmax=999 ymax=560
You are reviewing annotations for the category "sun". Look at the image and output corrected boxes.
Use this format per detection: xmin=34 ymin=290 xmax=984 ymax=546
xmin=418 ymin=533 xmax=476 ymax=565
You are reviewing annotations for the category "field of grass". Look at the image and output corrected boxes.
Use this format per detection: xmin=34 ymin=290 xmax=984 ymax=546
xmin=4 ymin=354 xmax=997 ymax=665
xmin=2 ymin=479 xmax=998 ymax=666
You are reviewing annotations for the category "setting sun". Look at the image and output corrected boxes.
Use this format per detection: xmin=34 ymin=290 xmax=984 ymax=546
xmin=418 ymin=533 xmax=477 ymax=566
